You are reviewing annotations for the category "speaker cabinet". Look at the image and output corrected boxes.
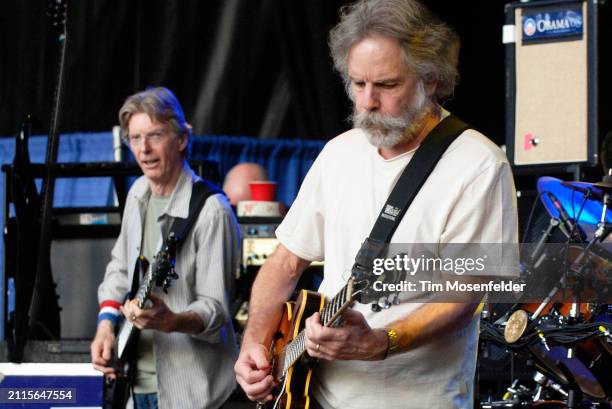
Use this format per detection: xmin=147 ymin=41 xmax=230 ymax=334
xmin=505 ymin=0 xmax=612 ymax=167
xmin=51 ymin=238 xmax=115 ymax=339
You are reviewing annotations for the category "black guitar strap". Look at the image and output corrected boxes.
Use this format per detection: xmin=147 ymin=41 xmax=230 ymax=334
xmin=165 ymin=179 xmax=224 ymax=250
xmin=352 ymin=114 xmax=471 ymax=286
xmin=129 ymin=179 xmax=224 ymax=296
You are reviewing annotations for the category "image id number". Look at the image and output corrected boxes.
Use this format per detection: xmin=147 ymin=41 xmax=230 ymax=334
xmin=0 ymin=388 xmax=76 ymax=403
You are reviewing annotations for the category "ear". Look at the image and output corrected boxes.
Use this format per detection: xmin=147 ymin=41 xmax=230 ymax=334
xmin=425 ymin=80 xmax=438 ymax=98
xmin=177 ymin=133 xmax=188 ymax=153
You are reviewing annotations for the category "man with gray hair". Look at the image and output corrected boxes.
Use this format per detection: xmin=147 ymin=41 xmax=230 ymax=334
xmin=235 ymin=0 xmax=517 ymax=408
xmin=91 ymin=87 xmax=239 ymax=408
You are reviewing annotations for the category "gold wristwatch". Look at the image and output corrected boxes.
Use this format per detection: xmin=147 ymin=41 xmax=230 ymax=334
xmin=384 ymin=328 xmax=399 ymax=357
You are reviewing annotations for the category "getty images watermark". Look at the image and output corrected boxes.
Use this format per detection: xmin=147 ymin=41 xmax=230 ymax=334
xmin=371 ymin=251 xmax=526 ymax=294
xmin=359 ymin=243 xmax=612 ymax=304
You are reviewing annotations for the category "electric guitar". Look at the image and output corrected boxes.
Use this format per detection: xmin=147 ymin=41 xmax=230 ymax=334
xmin=260 ymin=276 xmax=370 ymax=409
xmin=260 ymin=250 xmax=409 ymax=409
xmin=104 ymin=235 xmax=178 ymax=409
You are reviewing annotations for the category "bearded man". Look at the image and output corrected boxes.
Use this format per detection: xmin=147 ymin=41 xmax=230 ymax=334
xmin=234 ymin=0 xmax=518 ymax=408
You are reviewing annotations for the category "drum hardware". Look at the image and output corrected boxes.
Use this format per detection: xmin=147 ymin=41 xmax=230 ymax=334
xmin=531 ymin=235 xmax=608 ymax=322
xmin=552 ymin=361 xmax=587 ymax=409
xmin=480 ymin=313 xmax=612 ymax=406
xmin=533 ymin=371 xmax=568 ymax=399
xmin=528 ymin=217 xmax=612 ymax=322
xmin=480 ymin=174 xmax=612 ymax=408
xmin=480 ymin=375 xmax=570 ymax=409
xmin=505 ymin=379 xmax=531 ymax=401
xmin=529 ymin=217 xmax=564 ymax=270
xmin=540 ymin=177 xmax=612 ymax=227
xmin=545 ymin=192 xmax=587 ymax=243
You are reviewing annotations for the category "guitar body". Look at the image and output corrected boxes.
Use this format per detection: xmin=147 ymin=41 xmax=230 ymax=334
xmin=260 ymin=272 xmax=398 ymax=409
xmin=104 ymin=257 xmax=148 ymax=409
xmin=270 ymin=290 xmax=324 ymax=409
xmin=104 ymin=322 xmax=139 ymax=409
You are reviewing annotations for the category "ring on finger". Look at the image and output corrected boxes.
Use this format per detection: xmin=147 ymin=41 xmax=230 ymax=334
xmin=131 ymin=315 xmax=136 ymax=321
xmin=315 ymin=343 xmax=320 ymax=352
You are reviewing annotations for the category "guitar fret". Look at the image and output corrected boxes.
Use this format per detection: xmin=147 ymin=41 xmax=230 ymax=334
xmin=333 ymin=295 xmax=340 ymax=318
xmin=324 ymin=294 xmax=335 ymax=325
xmin=281 ymin=282 xmax=354 ymax=377
xmin=327 ymin=302 xmax=333 ymax=324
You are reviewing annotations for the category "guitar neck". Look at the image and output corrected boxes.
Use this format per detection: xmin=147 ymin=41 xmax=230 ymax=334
xmin=320 ymin=280 xmax=354 ymax=327
xmin=282 ymin=279 xmax=355 ymax=374
xmin=134 ymin=264 xmax=156 ymax=308
xmin=117 ymin=246 xmax=177 ymax=361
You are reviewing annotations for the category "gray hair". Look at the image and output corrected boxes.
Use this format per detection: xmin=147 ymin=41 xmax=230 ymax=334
xmin=329 ymin=0 xmax=460 ymax=102
xmin=119 ymin=87 xmax=191 ymax=157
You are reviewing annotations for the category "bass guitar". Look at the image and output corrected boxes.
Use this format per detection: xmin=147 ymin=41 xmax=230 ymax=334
xmin=104 ymin=235 xmax=178 ymax=409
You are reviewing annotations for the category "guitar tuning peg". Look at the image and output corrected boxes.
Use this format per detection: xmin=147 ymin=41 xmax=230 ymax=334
xmin=389 ymin=293 xmax=400 ymax=305
xmin=377 ymin=296 xmax=391 ymax=310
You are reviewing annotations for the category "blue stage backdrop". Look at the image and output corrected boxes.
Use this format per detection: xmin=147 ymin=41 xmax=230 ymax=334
xmin=0 ymin=133 xmax=324 ymax=339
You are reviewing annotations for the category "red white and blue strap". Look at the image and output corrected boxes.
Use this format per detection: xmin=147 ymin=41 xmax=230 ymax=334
xmin=98 ymin=300 xmax=122 ymax=325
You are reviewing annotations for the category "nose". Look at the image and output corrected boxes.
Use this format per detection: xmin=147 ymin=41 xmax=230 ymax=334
xmin=361 ymin=83 xmax=379 ymax=111
xmin=137 ymin=136 xmax=152 ymax=153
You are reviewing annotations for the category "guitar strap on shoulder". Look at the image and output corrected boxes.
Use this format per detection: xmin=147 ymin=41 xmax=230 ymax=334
xmin=351 ymin=114 xmax=471 ymax=287
xmin=165 ymin=179 xmax=224 ymax=251
xmin=129 ymin=178 xmax=224 ymax=295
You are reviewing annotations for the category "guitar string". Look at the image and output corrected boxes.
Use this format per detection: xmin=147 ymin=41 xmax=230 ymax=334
xmin=271 ymin=375 xmax=288 ymax=409
xmin=282 ymin=284 xmax=350 ymax=373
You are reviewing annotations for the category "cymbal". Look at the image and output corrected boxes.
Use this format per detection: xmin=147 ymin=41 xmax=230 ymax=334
xmin=591 ymin=175 xmax=612 ymax=192
xmin=504 ymin=309 xmax=528 ymax=343
xmin=538 ymin=177 xmax=612 ymax=225
xmin=560 ymin=181 xmax=605 ymax=201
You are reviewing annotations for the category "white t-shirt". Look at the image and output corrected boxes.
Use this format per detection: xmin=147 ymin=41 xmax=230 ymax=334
xmin=275 ymin=122 xmax=518 ymax=409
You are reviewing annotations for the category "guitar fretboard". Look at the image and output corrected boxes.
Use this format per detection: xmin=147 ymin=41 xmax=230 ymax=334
xmin=135 ymin=263 xmax=157 ymax=308
xmin=281 ymin=280 xmax=354 ymax=375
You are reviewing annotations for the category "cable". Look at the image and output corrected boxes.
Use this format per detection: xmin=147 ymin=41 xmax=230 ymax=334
xmin=520 ymin=191 xmax=546 ymax=253
xmin=480 ymin=319 xmax=612 ymax=350
xmin=560 ymin=190 xmax=589 ymax=292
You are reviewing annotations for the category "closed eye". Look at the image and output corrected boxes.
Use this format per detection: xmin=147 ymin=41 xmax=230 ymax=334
xmin=351 ymin=80 xmax=366 ymax=88
xmin=375 ymin=81 xmax=399 ymax=89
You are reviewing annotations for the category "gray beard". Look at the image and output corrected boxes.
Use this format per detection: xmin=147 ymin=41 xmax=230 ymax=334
xmin=352 ymin=88 xmax=431 ymax=149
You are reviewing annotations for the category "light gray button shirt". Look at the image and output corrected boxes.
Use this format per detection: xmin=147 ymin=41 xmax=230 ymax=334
xmin=98 ymin=163 xmax=239 ymax=408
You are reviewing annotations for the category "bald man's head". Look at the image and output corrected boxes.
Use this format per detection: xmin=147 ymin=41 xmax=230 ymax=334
xmin=223 ymin=163 xmax=269 ymax=205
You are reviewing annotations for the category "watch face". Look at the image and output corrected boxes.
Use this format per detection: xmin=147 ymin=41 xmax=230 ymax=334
xmin=387 ymin=328 xmax=399 ymax=350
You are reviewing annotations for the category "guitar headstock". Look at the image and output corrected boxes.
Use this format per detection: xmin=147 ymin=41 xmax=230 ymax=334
xmin=47 ymin=0 xmax=68 ymax=37
xmin=351 ymin=253 xmax=408 ymax=311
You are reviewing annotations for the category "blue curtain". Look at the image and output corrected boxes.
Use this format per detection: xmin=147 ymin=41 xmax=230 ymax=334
xmin=192 ymin=136 xmax=324 ymax=206
xmin=0 ymin=132 xmax=324 ymax=338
